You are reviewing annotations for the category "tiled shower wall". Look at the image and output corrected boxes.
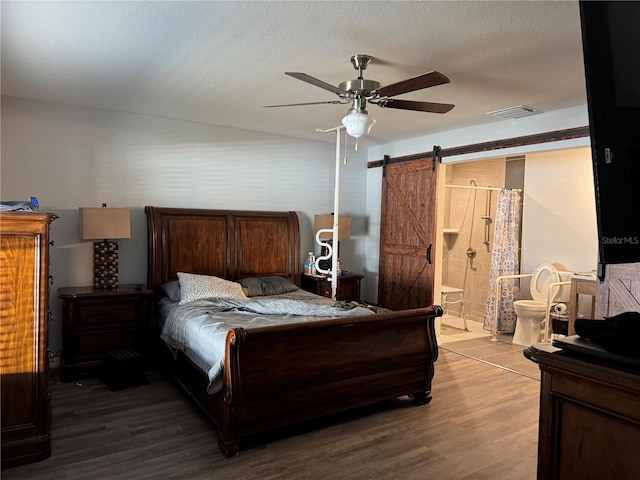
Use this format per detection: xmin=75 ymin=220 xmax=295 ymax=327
xmin=442 ymin=159 xmax=505 ymax=325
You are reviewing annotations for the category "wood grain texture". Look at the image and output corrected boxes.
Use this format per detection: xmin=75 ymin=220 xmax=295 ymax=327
xmin=1 ymin=212 xmax=56 ymax=468
xmin=145 ymin=207 xmax=301 ymax=292
xmin=3 ymin=350 xmax=540 ymax=480
xmin=525 ymin=344 xmax=640 ymax=479
xmin=145 ymin=206 xmax=441 ymax=456
xmin=378 ymin=158 xmax=436 ymax=310
xmin=595 ymin=262 xmax=640 ymax=319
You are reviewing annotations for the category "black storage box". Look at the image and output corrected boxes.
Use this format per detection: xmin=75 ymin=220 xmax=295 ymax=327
xmin=101 ymin=347 xmax=147 ymax=391
xmin=551 ymin=314 xmax=569 ymax=336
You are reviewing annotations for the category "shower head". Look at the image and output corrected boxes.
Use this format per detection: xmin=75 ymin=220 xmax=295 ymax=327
xmin=470 ymin=179 xmax=477 ymax=186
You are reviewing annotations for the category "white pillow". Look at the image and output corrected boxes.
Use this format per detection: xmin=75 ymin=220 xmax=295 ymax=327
xmin=177 ymin=272 xmax=247 ymax=305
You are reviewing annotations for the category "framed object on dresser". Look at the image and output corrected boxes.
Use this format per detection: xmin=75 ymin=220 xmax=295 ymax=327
xmin=0 ymin=212 xmax=57 ymax=469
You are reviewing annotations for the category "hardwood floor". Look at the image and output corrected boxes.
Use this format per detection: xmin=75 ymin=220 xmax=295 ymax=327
xmin=439 ymin=332 xmax=542 ymax=380
xmin=3 ymin=350 xmax=541 ymax=480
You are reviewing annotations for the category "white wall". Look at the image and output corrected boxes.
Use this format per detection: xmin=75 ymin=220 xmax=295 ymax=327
xmin=1 ymin=96 xmax=369 ymax=359
xmin=521 ymin=147 xmax=598 ymax=275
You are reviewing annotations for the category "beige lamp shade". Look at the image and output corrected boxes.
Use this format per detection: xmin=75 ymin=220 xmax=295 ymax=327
xmin=314 ymin=214 xmax=351 ymax=240
xmin=80 ymin=207 xmax=131 ymax=240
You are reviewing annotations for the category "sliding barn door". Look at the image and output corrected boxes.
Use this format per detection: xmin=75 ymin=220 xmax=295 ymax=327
xmin=378 ymin=157 xmax=438 ymax=310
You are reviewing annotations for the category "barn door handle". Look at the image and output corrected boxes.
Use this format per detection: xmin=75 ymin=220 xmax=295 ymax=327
xmin=426 ymin=244 xmax=432 ymax=264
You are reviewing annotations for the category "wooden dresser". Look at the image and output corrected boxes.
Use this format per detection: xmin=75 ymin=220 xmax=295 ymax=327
xmin=524 ymin=343 xmax=640 ymax=479
xmin=0 ymin=212 xmax=57 ymax=469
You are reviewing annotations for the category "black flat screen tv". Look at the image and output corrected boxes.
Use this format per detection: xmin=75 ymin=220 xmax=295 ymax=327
xmin=580 ymin=1 xmax=640 ymax=268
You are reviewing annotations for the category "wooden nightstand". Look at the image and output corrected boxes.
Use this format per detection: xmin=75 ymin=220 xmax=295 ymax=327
xmin=300 ymin=272 xmax=364 ymax=302
xmin=58 ymin=285 xmax=152 ymax=382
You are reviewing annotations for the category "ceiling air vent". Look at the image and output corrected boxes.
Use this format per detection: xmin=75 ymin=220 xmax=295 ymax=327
xmin=487 ymin=105 xmax=542 ymax=120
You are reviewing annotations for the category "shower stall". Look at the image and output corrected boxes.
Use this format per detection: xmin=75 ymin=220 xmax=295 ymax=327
xmin=440 ymin=158 xmax=523 ymax=332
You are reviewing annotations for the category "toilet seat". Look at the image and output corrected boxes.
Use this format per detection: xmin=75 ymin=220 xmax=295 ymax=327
xmin=530 ymin=263 xmax=560 ymax=302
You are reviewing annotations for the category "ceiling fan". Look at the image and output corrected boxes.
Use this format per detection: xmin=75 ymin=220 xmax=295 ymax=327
xmin=263 ymin=54 xmax=455 ymax=137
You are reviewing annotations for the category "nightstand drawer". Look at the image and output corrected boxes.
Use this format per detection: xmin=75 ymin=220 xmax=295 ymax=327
xmin=337 ymin=282 xmax=358 ymax=301
xmin=73 ymin=329 xmax=138 ymax=356
xmin=301 ymin=273 xmax=364 ymax=302
xmin=320 ymin=283 xmax=332 ymax=297
xmin=73 ymin=299 xmax=138 ymax=328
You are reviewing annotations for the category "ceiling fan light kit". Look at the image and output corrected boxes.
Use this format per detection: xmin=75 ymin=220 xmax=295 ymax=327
xmin=341 ymin=91 xmax=376 ymax=137
xmin=342 ymin=112 xmax=376 ymax=138
xmin=265 ymin=54 xmax=455 ymax=138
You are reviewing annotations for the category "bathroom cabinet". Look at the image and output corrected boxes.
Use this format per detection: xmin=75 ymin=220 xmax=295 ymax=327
xmin=524 ymin=343 xmax=640 ymax=479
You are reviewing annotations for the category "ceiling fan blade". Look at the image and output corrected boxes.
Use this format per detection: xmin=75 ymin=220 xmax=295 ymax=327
xmin=381 ymin=99 xmax=455 ymax=114
xmin=262 ymin=100 xmax=346 ymax=108
xmin=375 ymin=71 xmax=450 ymax=98
xmin=285 ymin=72 xmax=345 ymax=95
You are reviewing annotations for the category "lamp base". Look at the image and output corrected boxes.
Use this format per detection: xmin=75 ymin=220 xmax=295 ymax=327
xmin=93 ymin=240 xmax=119 ymax=289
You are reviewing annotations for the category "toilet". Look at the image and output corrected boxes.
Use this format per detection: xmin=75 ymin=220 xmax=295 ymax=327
xmin=512 ymin=263 xmax=571 ymax=346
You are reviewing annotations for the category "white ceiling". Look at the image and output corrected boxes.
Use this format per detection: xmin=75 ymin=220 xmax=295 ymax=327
xmin=1 ymin=1 xmax=587 ymax=146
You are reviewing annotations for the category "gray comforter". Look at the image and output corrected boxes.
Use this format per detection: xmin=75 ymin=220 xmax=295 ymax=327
xmin=159 ymin=290 xmax=377 ymax=394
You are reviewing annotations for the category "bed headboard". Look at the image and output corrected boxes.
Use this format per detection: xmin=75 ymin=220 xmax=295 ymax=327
xmin=145 ymin=206 xmax=301 ymax=294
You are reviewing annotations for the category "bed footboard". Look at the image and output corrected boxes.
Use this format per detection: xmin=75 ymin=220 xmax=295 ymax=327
xmin=217 ymin=305 xmax=442 ymax=456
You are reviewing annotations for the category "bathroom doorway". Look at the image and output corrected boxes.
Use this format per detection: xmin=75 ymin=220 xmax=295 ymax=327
xmin=439 ymin=156 xmax=524 ymax=344
xmin=436 ymin=146 xmax=598 ymax=357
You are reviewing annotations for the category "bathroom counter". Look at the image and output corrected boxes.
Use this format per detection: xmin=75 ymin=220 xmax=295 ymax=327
xmin=524 ymin=342 xmax=640 ymax=479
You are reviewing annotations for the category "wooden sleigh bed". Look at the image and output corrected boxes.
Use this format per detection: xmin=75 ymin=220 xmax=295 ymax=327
xmin=145 ymin=206 xmax=442 ymax=456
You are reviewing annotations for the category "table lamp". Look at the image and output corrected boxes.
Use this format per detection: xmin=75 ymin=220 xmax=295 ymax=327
xmin=80 ymin=205 xmax=131 ymax=289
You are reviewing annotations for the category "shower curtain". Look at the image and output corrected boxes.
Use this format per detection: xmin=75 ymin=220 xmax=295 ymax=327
xmin=483 ymin=188 xmax=522 ymax=334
